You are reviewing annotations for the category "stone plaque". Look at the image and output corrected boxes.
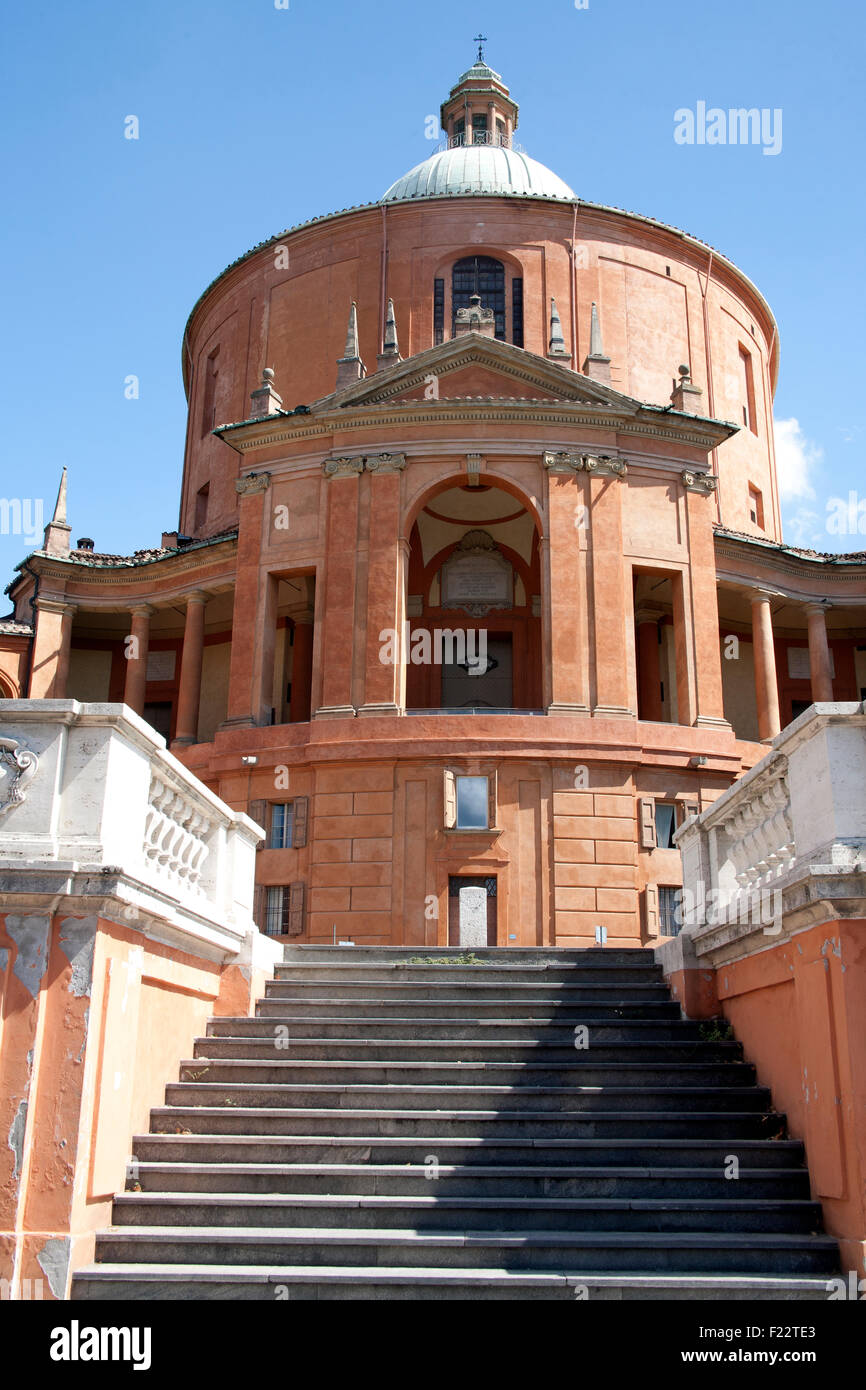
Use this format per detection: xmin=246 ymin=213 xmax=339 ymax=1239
xmin=147 ymin=650 xmax=176 ymax=682
xmin=458 ymin=885 xmax=487 ymax=948
xmin=441 ymin=546 xmax=512 ymax=615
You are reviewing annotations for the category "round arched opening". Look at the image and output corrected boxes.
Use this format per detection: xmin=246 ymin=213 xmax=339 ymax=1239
xmin=405 ymin=478 xmax=543 ymax=712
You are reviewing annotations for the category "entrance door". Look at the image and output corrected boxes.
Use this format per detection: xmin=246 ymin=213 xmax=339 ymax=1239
xmin=448 ymin=876 xmax=497 ymax=946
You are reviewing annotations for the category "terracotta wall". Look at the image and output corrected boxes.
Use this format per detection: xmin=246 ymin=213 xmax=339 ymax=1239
xmin=0 ymin=910 xmax=264 ymax=1300
xmin=665 ymin=919 xmax=866 ymax=1278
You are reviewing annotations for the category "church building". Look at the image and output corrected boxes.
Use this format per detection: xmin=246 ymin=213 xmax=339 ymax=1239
xmin=2 ymin=55 xmax=865 ymax=950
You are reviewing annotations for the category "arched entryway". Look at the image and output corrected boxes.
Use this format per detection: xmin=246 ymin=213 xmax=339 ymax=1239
xmin=404 ymin=479 xmax=543 ymax=712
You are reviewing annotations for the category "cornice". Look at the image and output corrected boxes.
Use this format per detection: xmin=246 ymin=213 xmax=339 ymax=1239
xmin=220 ymin=403 xmax=725 ymax=454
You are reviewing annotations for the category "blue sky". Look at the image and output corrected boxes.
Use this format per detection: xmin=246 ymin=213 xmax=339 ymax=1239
xmin=1 ymin=0 xmax=864 ymax=592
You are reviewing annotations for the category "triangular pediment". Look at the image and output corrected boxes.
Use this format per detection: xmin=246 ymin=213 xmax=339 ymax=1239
xmin=313 ymin=333 xmax=643 ymax=416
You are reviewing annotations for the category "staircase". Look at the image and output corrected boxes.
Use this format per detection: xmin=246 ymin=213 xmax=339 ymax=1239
xmin=73 ymin=946 xmax=838 ymax=1300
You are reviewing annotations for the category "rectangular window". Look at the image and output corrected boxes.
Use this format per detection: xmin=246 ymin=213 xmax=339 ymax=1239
xmin=739 ymin=345 xmax=758 ymax=435
xmin=269 ymin=802 xmax=294 ymax=849
xmin=263 ymin=882 xmax=306 ymax=938
xmin=748 ymin=484 xmax=764 ymax=529
xmin=654 ymin=802 xmax=678 ymax=849
xmin=454 ymin=117 xmax=465 ymax=145
xmin=512 ymin=277 xmax=524 ymax=348
xmin=201 ymin=346 xmax=219 ymax=436
xmin=195 ymin=483 xmax=209 ymax=531
xmin=456 ymin=775 xmax=489 ymax=829
xmin=433 ymin=278 xmax=445 ymax=345
xmin=658 ymin=886 xmax=681 ymax=936
xmin=471 ymin=113 xmax=488 ymax=143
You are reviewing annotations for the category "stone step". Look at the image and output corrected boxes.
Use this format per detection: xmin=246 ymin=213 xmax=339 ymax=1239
xmin=71 ymin=1264 xmax=836 ymax=1302
xmin=173 ymin=1059 xmax=757 ymax=1087
xmin=127 ymin=1159 xmax=812 ymax=1200
xmin=134 ymin=1134 xmax=806 ymax=1167
xmin=253 ymin=998 xmax=685 ymax=1021
xmin=262 ymin=982 xmax=672 ymax=1003
xmin=148 ymin=1105 xmax=787 ymax=1141
xmin=280 ymin=947 xmax=659 ymax=967
xmin=207 ymin=1018 xmax=710 ymax=1042
xmin=91 ymin=1226 xmax=840 ymax=1274
xmin=110 ymin=1192 xmax=823 ymax=1235
xmin=161 ymin=1081 xmax=772 ymax=1113
xmin=192 ymin=1037 xmax=742 ymax=1064
xmin=270 ymin=966 xmax=664 ymax=987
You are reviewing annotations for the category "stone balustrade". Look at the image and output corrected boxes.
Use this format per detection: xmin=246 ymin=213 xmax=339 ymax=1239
xmin=674 ymin=702 xmax=866 ymax=957
xmin=0 ymin=699 xmax=265 ymax=957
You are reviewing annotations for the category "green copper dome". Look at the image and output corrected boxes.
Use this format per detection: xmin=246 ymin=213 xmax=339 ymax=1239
xmin=381 ymin=143 xmax=575 ymax=204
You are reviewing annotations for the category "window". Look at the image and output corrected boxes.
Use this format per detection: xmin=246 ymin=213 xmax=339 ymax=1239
xmin=739 ymin=345 xmax=758 ymax=434
xmin=262 ymin=882 xmax=306 ymax=938
xmin=654 ymin=802 xmax=678 ymax=849
xmin=471 ymin=113 xmax=488 ymax=142
xmin=659 ymin=886 xmax=681 ymax=936
xmin=457 ymin=776 xmax=489 ymax=828
xmin=195 ymin=483 xmax=209 ymax=531
xmin=512 ymin=278 xmax=524 ymax=348
xmin=444 ymin=769 xmax=497 ymax=830
xmin=433 ymin=278 xmax=445 ymax=346
xmin=454 ymin=117 xmax=465 ymax=145
xmin=748 ymin=484 xmax=764 ymax=529
xmin=452 ymin=256 xmax=506 ymax=341
xmin=201 ymin=346 xmax=220 ymax=436
xmin=248 ymin=796 xmax=308 ymax=850
xmin=270 ymin=802 xmax=294 ymax=849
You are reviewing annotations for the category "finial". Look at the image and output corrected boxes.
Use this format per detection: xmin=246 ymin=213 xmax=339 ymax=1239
xmin=343 ymin=302 xmax=360 ymax=361
xmin=42 ymin=466 xmax=71 ymax=556
xmin=473 ymin=32 xmax=487 ymax=63
xmin=582 ymin=303 xmax=612 ymax=383
xmin=547 ymin=298 xmax=569 ymax=358
xmin=249 ymin=364 xmax=283 ymax=419
xmin=377 ymin=298 xmax=401 ymax=370
xmin=589 ymin=303 xmax=606 ymax=359
xmin=336 ymin=301 xmax=366 ymax=388
xmin=52 ymin=466 xmax=68 ymax=525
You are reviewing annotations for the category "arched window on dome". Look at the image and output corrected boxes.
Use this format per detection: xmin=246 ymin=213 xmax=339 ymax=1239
xmin=452 ymin=257 xmax=505 ymax=340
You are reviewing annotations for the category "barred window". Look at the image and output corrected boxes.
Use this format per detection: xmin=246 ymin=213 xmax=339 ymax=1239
xmin=452 ymin=256 xmax=506 ymax=341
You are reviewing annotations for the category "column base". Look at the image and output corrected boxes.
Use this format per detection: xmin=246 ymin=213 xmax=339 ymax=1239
xmin=314 ymin=705 xmax=357 ymax=720
xmin=217 ymin=715 xmax=256 ymax=732
xmin=592 ymin=705 xmax=637 ymax=720
xmin=356 ymin=702 xmax=402 ymax=718
xmin=693 ymin=714 xmax=732 ymax=732
xmin=546 ymin=702 xmax=591 ymax=716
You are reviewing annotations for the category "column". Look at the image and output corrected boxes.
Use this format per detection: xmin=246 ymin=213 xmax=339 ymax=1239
xmin=681 ymin=471 xmax=729 ymax=729
xmin=543 ymin=455 xmax=589 ymax=714
xmin=806 ymin=602 xmax=834 ymax=702
xmin=315 ymin=457 xmax=363 ymax=719
xmin=288 ymin=612 xmax=314 ymax=723
xmin=751 ymin=592 xmax=781 ymax=741
xmin=359 ymin=454 xmax=406 ymax=717
xmin=123 ymin=604 xmax=153 ymax=716
xmin=635 ymin=608 xmax=663 ymax=722
xmin=174 ymin=592 xmax=208 ymax=745
xmin=30 ymin=598 xmax=76 ymax=698
xmin=223 ymin=473 xmax=273 ymax=729
xmin=586 ymin=457 xmax=634 ymax=718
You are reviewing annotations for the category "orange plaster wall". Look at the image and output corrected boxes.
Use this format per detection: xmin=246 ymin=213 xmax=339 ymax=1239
xmin=0 ymin=909 xmax=261 ymax=1299
xmin=670 ymin=920 xmax=866 ymax=1277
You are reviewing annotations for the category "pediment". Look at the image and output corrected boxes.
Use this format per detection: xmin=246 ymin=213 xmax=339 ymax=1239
xmin=314 ymin=333 xmax=643 ymax=416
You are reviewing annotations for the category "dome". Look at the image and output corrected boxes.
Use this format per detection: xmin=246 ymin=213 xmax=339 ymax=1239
xmin=381 ymin=143 xmax=575 ymax=204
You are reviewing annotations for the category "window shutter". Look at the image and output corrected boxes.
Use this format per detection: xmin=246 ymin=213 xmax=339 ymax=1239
xmin=287 ymin=881 xmax=306 ymax=937
xmin=644 ymin=884 xmax=659 ymax=939
xmin=487 ymin=770 xmax=497 ymax=830
xmin=253 ymin=883 xmax=267 ymax=932
xmin=443 ymin=769 xmax=456 ymax=828
xmin=248 ymin=800 xmax=268 ymax=851
xmin=682 ymin=799 xmax=700 ymax=823
xmin=292 ymin=796 xmax=309 ymax=848
xmin=639 ymin=797 xmax=657 ymax=850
